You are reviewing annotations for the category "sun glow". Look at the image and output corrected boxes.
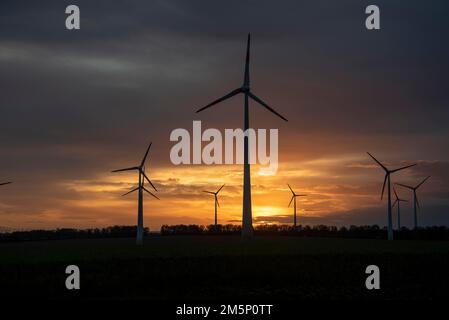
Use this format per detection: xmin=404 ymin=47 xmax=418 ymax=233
xmin=0 ymin=152 xmax=407 ymax=230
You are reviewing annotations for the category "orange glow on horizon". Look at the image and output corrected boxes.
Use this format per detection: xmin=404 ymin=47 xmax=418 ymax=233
xmin=0 ymin=154 xmax=427 ymax=230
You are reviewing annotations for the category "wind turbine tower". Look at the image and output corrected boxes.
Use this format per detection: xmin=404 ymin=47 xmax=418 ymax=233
xmin=287 ymin=184 xmax=306 ymax=228
xmin=392 ymin=187 xmax=408 ymax=230
xmin=196 ymin=34 xmax=288 ymax=239
xmin=396 ymin=176 xmax=430 ymax=229
xmin=367 ymin=152 xmax=416 ymax=240
xmin=112 ymin=142 xmax=158 ymax=245
xmin=203 ymin=184 xmax=225 ymax=227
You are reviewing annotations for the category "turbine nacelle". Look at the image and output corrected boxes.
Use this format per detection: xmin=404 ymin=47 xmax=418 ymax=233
xmin=367 ymin=152 xmax=416 ymax=200
xmin=392 ymin=198 xmax=408 ymax=207
xmin=392 ymin=187 xmax=407 ymax=205
xmin=203 ymin=184 xmax=225 ymax=198
xmin=395 ymin=176 xmax=430 ymax=212
xmin=396 ymin=176 xmax=431 ymax=191
xmin=287 ymin=184 xmax=307 ymax=207
xmin=241 ymin=85 xmax=250 ymax=93
xmin=121 ymin=166 xmax=160 ymax=200
xmin=112 ymin=142 xmax=157 ymax=192
xmin=195 ymin=34 xmax=288 ymax=123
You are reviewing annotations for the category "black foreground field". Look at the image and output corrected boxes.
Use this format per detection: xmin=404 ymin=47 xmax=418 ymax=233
xmin=1 ymin=235 xmax=449 ymax=300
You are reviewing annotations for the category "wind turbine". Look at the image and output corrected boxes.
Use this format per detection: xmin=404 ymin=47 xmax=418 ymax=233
xmin=287 ymin=184 xmax=306 ymax=228
xmin=0 ymin=182 xmax=12 ymax=186
xmin=396 ymin=176 xmax=430 ymax=229
xmin=392 ymin=187 xmax=407 ymax=230
xmin=367 ymin=152 xmax=416 ymax=240
xmin=112 ymin=142 xmax=158 ymax=245
xmin=195 ymin=34 xmax=288 ymax=239
xmin=203 ymin=184 xmax=225 ymax=227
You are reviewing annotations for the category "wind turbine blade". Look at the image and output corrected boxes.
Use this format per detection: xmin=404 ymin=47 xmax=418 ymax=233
xmin=391 ymin=163 xmax=417 ymax=173
xmin=0 ymin=182 xmax=12 ymax=186
xmin=395 ymin=182 xmax=414 ymax=190
xmin=143 ymin=186 xmax=160 ymax=200
xmin=140 ymin=142 xmax=152 ymax=167
xmin=203 ymin=191 xmax=215 ymax=195
xmin=141 ymin=170 xmax=157 ymax=191
xmin=248 ymin=92 xmax=288 ymax=122
xmin=112 ymin=166 xmax=139 ymax=173
xmin=393 ymin=187 xmax=399 ymax=199
xmin=288 ymin=196 xmax=294 ymax=207
xmin=381 ymin=174 xmax=388 ymax=200
xmin=195 ymin=88 xmax=242 ymax=114
xmin=216 ymin=197 xmax=220 ymax=208
xmin=366 ymin=152 xmax=388 ymax=171
xmin=297 ymin=194 xmax=307 ymax=197
xmin=122 ymin=186 xmax=139 ymax=196
xmin=216 ymin=184 xmax=225 ymax=194
xmin=287 ymin=184 xmax=295 ymax=195
xmin=392 ymin=199 xmax=398 ymax=208
xmin=416 ymin=176 xmax=431 ymax=189
xmin=244 ymin=33 xmax=250 ymax=86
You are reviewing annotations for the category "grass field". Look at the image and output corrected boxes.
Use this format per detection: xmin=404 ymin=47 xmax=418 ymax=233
xmin=1 ymin=235 xmax=449 ymax=300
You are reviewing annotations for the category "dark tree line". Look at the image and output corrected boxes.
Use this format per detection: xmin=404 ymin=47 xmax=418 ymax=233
xmin=160 ymin=224 xmax=242 ymax=235
xmin=0 ymin=226 xmax=149 ymax=242
xmin=161 ymin=224 xmax=449 ymax=240
xmin=2 ymin=224 xmax=449 ymax=242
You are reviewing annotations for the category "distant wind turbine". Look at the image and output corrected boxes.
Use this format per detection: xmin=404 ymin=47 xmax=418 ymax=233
xmin=203 ymin=184 xmax=225 ymax=227
xmin=396 ymin=176 xmax=430 ymax=229
xmin=392 ymin=187 xmax=408 ymax=230
xmin=287 ymin=184 xmax=306 ymax=228
xmin=0 ymin=182 xmax=12 ymax=186
xmin=112 ymin=142 xmax=158 ymax=245
xmin=196 ymin=34 xmax=288 ymax=239
xmin=367 ymin=152 xmax=416 ymax=240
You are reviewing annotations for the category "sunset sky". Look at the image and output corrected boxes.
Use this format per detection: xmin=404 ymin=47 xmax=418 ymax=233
xmin=1 ymin=0 xmax=449 ymax=231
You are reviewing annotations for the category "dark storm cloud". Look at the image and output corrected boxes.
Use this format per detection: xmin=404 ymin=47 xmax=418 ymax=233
xmin=2 ymin=0 xmax=449 ymax=150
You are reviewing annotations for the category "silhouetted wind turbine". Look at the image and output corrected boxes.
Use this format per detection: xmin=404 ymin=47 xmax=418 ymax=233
xmin=367 ymin=152 xmax=416 ymax=240
xmin=0 ymin=182 xmax=12 ymax=186
xmin=287 ymin=184 xmax=306 ymax=228
xmin=196 ymin=34 xmax=288 ymax=239
xmin=112 ymin=142 xmax=158 ymax=245
xmin=392 ymin=187 xmax=407 ymax=230
xmin=396 ymin=176 xmax=430 ymax=229
xmin=203 ymin=184 xmax=225 ymax=227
